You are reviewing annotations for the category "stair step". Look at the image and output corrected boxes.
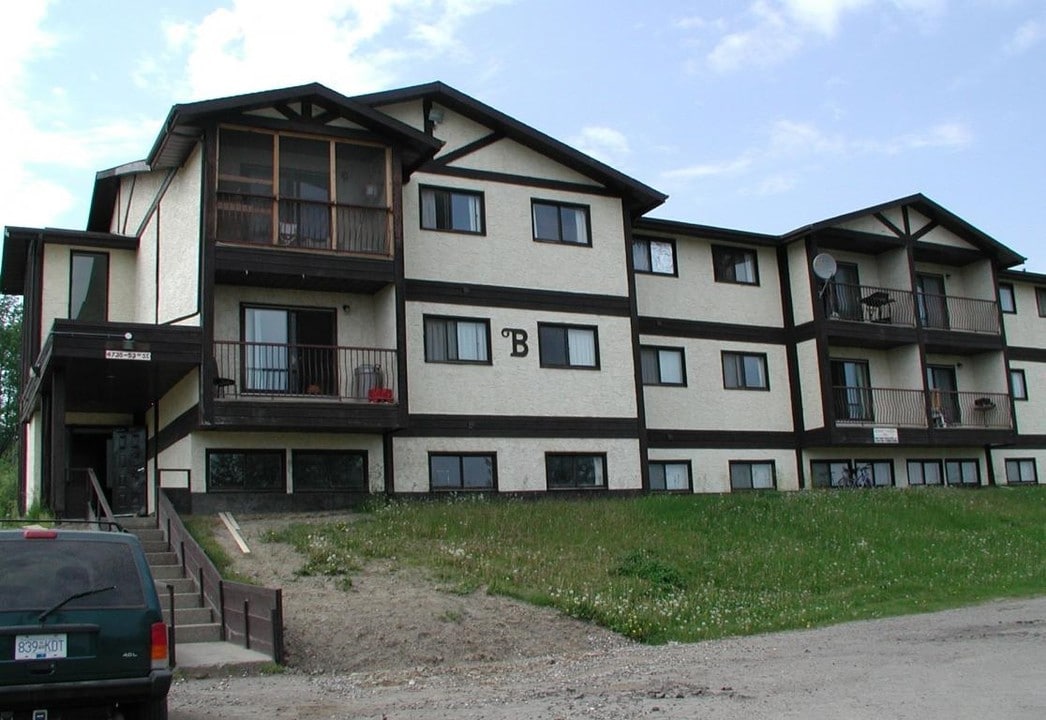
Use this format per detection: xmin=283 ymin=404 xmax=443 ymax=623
xmin=151 ymin=564 xmax=187 ymax=580
xmin=159 ymin=592 xmax=203 ymax=611
xmin=119 ymin=516 xmax=159 ymax=531
xmin=146 ymin=551 xmax=179 ymax=566
xmin=139 ymin=540 xmax=170 ymax=553
xmin=165 ymin=606 xmax=214 ymax=625
xmin=173 ymin=623 xmax=223 ymax=644
xmin=156 ymin=577 xmax=198 ymax=594
xmin=131 ymin=528 xmax=166 ymax=543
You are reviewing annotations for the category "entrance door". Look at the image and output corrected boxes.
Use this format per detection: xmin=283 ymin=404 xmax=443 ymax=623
xmin=916 ymin=274 xmax=950 ymax=329
xmin=927 ymin=365 xmax=960 ymax=426
xmin=829 ymin=262 xmax=863 ymax=321
xmin=109 ymin=428 xmax=147 ymax=515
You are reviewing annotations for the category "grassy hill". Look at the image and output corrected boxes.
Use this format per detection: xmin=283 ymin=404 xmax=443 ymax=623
xmin=271 ymin=486 xmax=1046 ymax=643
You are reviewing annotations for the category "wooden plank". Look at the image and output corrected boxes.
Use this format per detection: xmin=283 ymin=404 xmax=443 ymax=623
xmin=219 ymin=511 xmax=251 ymax=554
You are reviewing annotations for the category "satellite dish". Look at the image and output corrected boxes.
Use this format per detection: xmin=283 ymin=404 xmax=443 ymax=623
xmin=812 ymin=253 xmax=838 ymax=280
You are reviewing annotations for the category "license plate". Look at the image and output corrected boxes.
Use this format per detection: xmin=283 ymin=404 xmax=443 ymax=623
xmin=14 ymin=634 xmax=67 ymax=660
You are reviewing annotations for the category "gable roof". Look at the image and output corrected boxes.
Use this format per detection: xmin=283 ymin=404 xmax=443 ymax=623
xmin=353 ymin=81 xmax=668 ymax=216
xmin=147 ymin=82 xmax=443 ymax=172
xmin=781 ymin=193 xmax=1025 ymax=268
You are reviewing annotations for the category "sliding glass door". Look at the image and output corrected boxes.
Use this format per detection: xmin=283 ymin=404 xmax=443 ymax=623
xmin=244 ymin=307 xmax=336 ymax=394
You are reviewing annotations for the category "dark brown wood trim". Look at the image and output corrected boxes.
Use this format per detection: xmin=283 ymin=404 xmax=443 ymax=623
xmin=392 ymin=146 xmax=410 ymax=431
xmin=874 ymin=211 xmax=905 ymax=238
xmin=41 ymin=233 xmax=139 ymax=251
xmin=202 ymin=126 xmax=218 ymax=422
xmin=777 ymin=244 xmax=806 ymax=487
xmin=910 ymin=220 xmax=940 ymax=242
xmin=406 ymin=279 xmax=631 ymax=316
xmin=646 ymin=429 xmax=796 ymax=449
xmin=153 ymin=404 xmax=200 ymax=457
xmin=1007 ymin=347 xmax=1046 ymax=363
xmin=637 ymin=316 xmax=788 ymax=344
xmin=432 ymin=132 xmax=504 ymax=166
xmin=402 ymin=415 xmax=640 ymax=438
xmin=417 ymin=164 xmax=620 ymax=199
xmin=622 ymin=207 xmax=650 ymax=489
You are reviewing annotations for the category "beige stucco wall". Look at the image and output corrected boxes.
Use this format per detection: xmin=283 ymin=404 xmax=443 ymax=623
xmin=992 ymin=450 xmax=1046 ymax=485
xmin=787 ymin=240 xmax=814 ymax=325
xmin=636 ymin=238 xmax=783 ymax=326
xmin=39 ymin=244 xmax=138 ymax=337
xmin=1011 ymin=361 xmax=1046 ymax=434
xmin=24 ymin=412 xmax=43 ymax=509
xmin=189 ymin=431 xmax=386 ymax=493
xmin=453 ymin=137 xmax=600 ymax=186
xmin=156 ymin=371 xmax=200 ymax=430
xmin=157 ymin=145 xmax=203 ymax=324
xmin=646 ymin=448 xmax=798 ymax=493
xmin=406 ymin=301 xmax=637 ymax=417
xmin=1002 ymin=280 xmax=1046 ymax=347
xmin=924 ymin=351 xmax=1007 ymax=394
xmin=640 ymin=336 xmax=792 ymax=431
xmin=827 ymin=345 xmax=922 ymax=389
xmin=114 ymin=171 xmax=166 ymax=236
xmin=392 ymin=436 xmax=641 ymax=493
xmin=796 ymin=339 xmax=824 ymax=430
xmin=403 ymin=174 xmax=629 ymax=296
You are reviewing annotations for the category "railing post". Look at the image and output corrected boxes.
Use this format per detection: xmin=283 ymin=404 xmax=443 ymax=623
xmin=219 ymin=581 xmax=226 ymax=641
xmin=243 ymin=598 xmax=251 ymax=649
xmin=167 ymin=583 xmax=177 ymax=667
xmin=198 ymin=566 xmax=205 ymax=606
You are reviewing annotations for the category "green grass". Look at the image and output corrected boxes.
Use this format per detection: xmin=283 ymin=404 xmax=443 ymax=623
xmin=183 ymin=515 xmax=256 ymax=585
xmin=266 ymin=487 xmax=1046 ymax=643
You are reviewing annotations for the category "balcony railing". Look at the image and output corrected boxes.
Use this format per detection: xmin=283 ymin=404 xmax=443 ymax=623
xmin=824 ymin=283 xmax=1000 ymax=334
xmin=832 ymin=386 xmax=1012 ymax=429
xmin=213 ymin=341 xmax=397 ymax=402
xmin=216 ymin=193 xmax=392 ymax=256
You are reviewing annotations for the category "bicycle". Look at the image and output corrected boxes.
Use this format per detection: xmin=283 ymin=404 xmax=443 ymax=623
xmin=835 ymin=464 xmax=873 ymax=488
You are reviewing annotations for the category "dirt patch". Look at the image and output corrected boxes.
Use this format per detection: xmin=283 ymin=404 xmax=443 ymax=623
xmin=212 ymin=512 xmax=629 ymax=677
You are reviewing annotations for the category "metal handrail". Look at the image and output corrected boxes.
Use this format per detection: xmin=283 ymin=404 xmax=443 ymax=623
xmin=832 ymin=386 xmax=1012 ymax=429
xmin=824 ymin=282 xmax=1000 ymax=334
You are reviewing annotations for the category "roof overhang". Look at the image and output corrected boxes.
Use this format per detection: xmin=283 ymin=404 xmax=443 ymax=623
xmin=2 ymin=227 xmax=138 ymax=295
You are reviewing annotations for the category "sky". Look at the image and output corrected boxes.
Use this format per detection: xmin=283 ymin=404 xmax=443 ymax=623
xmin=2 ymin=0 xmax=1044 ymax=270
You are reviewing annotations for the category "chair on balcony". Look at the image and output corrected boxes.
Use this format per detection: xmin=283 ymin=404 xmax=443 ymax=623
xmin=210 ymin=358 xmax=236 ymax=398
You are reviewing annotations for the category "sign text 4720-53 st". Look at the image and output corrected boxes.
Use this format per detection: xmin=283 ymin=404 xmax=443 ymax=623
xmin=105 ymin=350 xmax=152 ymax=361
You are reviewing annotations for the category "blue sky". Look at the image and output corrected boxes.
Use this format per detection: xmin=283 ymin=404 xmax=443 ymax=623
xmin=2 ymin=0 xmax=1044 ymax=270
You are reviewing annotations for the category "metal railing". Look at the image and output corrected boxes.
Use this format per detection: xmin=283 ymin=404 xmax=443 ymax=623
xmin=213 ymin=340 xmax=397 ymax=402
xmin=832 ymin=386 xmax=1012 ymax=429
xmin=216 ymin=192 xmax=392 ymax=256
xmin=824 ymin=283 xmax=1000 ymax=334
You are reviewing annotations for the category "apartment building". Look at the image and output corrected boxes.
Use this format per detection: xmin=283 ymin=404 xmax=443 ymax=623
xmin=2 ymin=81 xmax=1041 ymax=516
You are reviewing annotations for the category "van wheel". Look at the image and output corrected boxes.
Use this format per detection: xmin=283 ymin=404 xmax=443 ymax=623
xmin=127 ymin=698 xmax=168 ymax=720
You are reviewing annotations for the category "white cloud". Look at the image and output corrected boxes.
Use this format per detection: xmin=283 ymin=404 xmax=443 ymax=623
xmin=1005 ymin=19 xmax=1045 ymax=55
xmin=663 ymin=154 xmax=754 ymax=180
xmin=783 ymin=0 xmax=872 ymax=36
xmin=570 ymin=127 xmax=631 ymax=164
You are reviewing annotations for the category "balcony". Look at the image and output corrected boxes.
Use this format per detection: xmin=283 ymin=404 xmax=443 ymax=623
xmin=825 ymin=283 xmax=1000 ymax=334
xmin=832 ymin=386 xmax=1012 ymax=429
xmin=213 ymin=340 xmax=398 ymax=403
xmin=217 ymin=193 xmax=392 ymax=257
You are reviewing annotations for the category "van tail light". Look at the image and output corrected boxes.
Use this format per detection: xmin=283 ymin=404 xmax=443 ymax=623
xmin=23 ymin=529 xmax=57 ymax=539
xmin=150 ymin=622 xmax=169 ymax=669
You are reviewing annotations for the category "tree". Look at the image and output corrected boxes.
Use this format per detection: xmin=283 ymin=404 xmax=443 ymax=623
xmin=0 ymin=295 xmax=22 ymax=456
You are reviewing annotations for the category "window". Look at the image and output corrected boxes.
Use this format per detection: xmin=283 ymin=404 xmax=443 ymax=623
xmin=633 ymin=236 xmax=676 ymax=275
xmin=944 ymin=459 xmax=980 ymax=487
xmin=538 ymin=323 xmax=599 ymax=369
xmin=546 ymin=453 xmax=606 ymax=489
xmin=429 ymin=453 xmax=496 ymax=491
xmin=1005 ymin=458 xmax=1038 ymax=484
xmin=424 ymin=316 xmax=491 ymax=363
xmin=712 ymin=245 xmax=758 ymax=285
xmin=207 ymin=450 xmax=284 ymax=492
xmin=811 ymin=460 xmax=893 ymax=488
xmin=722 ymin=351 xmax=768 ymax=390
xmin=69 ymin=251 xmax=109 ymax=321
xmin=999 ymin=283 xmax=1016 ymax=313
xmin=217 ymin=127 xmax=390 ymax=253
xmin=729 ymin=461 xmax=775 ymax=490
xmin=532 ymin=200 xmax=591 ymax=245
xmin=907 ymin=460 xmax=943 ymax=486
xmin=641 ymin=347 xmax=686 ymax=386
xmin=831 ymin=359 xmax=873 ymax=421
xmin=243 ymin=306 xmax=336 ymax=394
xmin=649 ymin=461 xmax=691 ymax=491
xmin=292 ymin=451 xmax=367 ymax=492
xmin=420 ymin=186 xmax=484 ymax=234
xmin=1011 ymin=369 xmax=1028 ymax=401
xmin=1037 ymin=288 xmax=1046 ymax=317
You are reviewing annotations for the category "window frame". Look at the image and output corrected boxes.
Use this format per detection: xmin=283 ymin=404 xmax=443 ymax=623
xmin=69 ymin=250 xmax=110 ymax=322
xmin=711 ymin=244 xmax=760 ymax=286
xmin=632 ymin=235 xmax=678 ymax=276
xmin=944 ymin=458 xmax=981 ymax=487
xmin=537 ymin=323 xmax=600 ymax=370
xmin=810 ymin=459 xmax=894 ymax=488
xmin=419 ymin=185 xmax=486 ymax=235
xmin=648 ymin=460 xmax=693 ymax=492
xmin=907 ymin=459 xmax=944 ymax=486
xmin=545 ymin=453 xmax=607 ymax=490
xmin=1037 ymin=287 xmax=1046 ymax=317
xmin=640 ymin=346 xmax=687 ymax=386
xmin=428 ymin=452 xmax=498 ymax=492
xmin=206 ymin=449 xmax=285 ymax=493
xmin=721 ymin=351 xmax=770 ymax=390
xmin=1011 ymin=368 xmax=1028 ymax=401
xmin=531 ymin=199 xmax=592 ymax=246
xmin=423 ymin=315 xmax=493 ymax=365
xmin=998 ymin=283 xmax=1016 ymax=314
xmin=240 ymin=304 xmax=338 ymax=395
xmin=291 ymin=449 xmax=368 ymax=492
xmin=1005 ymin=458 xmax=1038 ymax=485
xmin=729 ymin=460 xmax=776 ymax=491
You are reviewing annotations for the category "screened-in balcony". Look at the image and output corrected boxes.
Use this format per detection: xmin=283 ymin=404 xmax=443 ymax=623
xmin=213 ymin=341 xmax=397 ymax=402
xmin=832 ymin=386 xmax=1011 ymax=429
xmin=824 ymin=283 xmax=1000 ymax=334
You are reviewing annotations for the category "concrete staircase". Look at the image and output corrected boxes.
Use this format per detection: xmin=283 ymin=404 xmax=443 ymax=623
xmin=122 ymin=516 xmax=223 ymax=645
